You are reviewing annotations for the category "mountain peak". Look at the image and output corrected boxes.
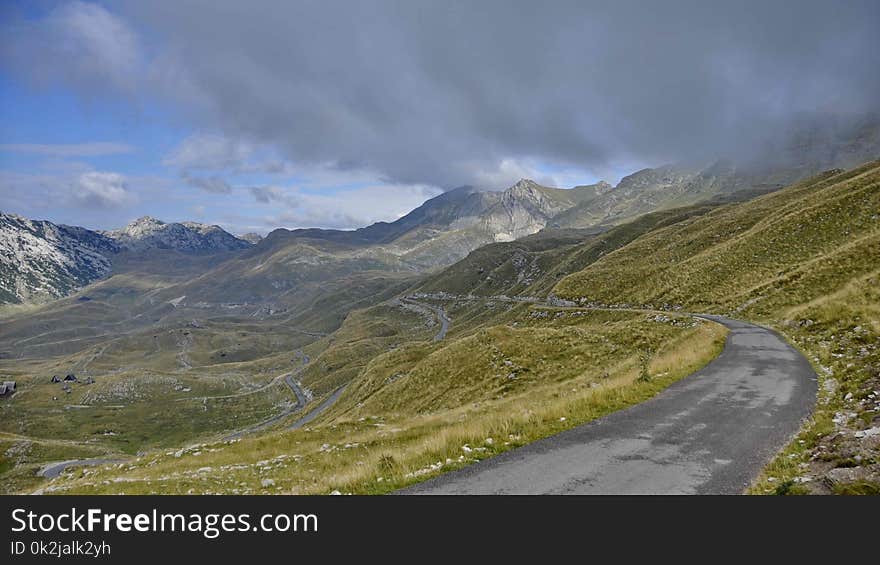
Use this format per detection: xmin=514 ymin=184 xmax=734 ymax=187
xmin=508 ymin=178 xmax=542 ymax=192
xmin=129 ymin=216 xmax=164 ymax=227
xmin=513 ymin=177 xmax=538 ymax=185
xmin=105 ymin=216 xmax=252 ymax=253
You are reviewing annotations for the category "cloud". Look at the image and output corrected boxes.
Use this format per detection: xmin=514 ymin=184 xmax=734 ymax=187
xmin=1 ymin=1 xmax=142 ymax=92
xmin=256 ymin=183 xmax=442 ymax=230
xmin=248 ymin=185 xmax=282 ymax=204
xmin=72 ymin=171 xmax=132 ymax=207
xmin=0 ymin=142 xmax=135 ymax=157
xmin=164 ymin=134 xmax=255 ymax=171
xmin=4 ymin=1 xmax=880 ymax=193
xmin=125 ymin=0 xmax=880 ymax=188
xmin=182 ymin=173 xmax=233 ymax=194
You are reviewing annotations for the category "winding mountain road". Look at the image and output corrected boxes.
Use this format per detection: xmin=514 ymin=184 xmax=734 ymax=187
xmin=288 ymin=385 xmax=348 ymax=430
xmin=401 ymin=298 xmax=450 ymax=341
xmin=402 ymin=315 xmax=817 ymax=494
xmin=433 ymin=307 xmax=450 ymax=341
xmin=223 ymin=354 xmax=311 ymax=440
xmin=39 ymin=458 xmax=124 ymax=479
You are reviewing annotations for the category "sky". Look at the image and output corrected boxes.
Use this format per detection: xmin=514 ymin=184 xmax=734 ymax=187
xmin=1 ymin=0 xmax=878 ymax=235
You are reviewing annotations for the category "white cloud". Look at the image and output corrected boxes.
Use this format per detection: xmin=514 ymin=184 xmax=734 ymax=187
xmin=259 ymin=183 xmax=442 ymax=230
xmin=164 ymin=133 xmax=296 ymax=177
xmin=0 ymin=142 xmax=135 ymax=157
xmin=72 ymin=171 xmax=132 ymax=207
xmin=3 ymin=1 xmax=143 ymax=92
xmin=164 ymin=134 xmax=258 ymax=172
xmin=470 ymin=159 xmax=555 ymax=189
xmin=57 ymin=2 xmax=141 ymax=79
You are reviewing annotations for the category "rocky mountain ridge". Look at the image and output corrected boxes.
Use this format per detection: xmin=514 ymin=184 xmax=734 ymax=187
xmin=102 ymin=216 xmax=253 ymax=253
xmin=0 ymin=213 xmax=252 ymax=304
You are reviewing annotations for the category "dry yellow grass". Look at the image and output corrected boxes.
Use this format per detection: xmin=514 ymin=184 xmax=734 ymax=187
xmin=38 ymin=316 xmax=726 ymax=494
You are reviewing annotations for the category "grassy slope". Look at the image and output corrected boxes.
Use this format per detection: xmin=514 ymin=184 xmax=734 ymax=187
xmin=0 ymin=262 xmax=420 ymax=494
xmin=37 ymin=308 xmax=726 ymax=494
xmin=415 ymin=205 xmax=717 ymax=298
xmin=555 ymin=162 xmax=880 ymax=493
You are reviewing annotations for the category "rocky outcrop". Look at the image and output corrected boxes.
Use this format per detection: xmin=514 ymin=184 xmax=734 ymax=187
xmin=0 ymin=212 xmax=119 ymax=303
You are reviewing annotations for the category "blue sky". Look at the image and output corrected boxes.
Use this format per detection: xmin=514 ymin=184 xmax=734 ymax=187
xmin=0 ymin=1 xmax=641 ymax=234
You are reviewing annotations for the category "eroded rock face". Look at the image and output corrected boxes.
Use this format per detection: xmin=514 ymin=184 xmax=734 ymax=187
xmin=484 ymin=180 xmax=575 ymax=242
xmin=0 ymin=212 xmax=118 ymax=303
xmin=1 ymin=213 xmax=253 ymax=304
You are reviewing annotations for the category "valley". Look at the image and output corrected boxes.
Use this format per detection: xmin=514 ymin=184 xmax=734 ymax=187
xmin=1 ymin=153 xmax=878 ymax=495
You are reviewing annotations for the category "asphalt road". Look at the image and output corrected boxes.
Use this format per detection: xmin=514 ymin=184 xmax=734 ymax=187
xmin=434 ymin=306 xmax=450 ymax=341
xmin=39 ymin=458 xmax=124 ymax=479
xmin=401 ymin=298 xmax=450 ymax=341
xmin=223 ymin=353 xmax=310 ymax=440
xmin=289 ymin=385 xmax=348 ymax=430
xmin=402 ymin=315 xmax=817 ymax=494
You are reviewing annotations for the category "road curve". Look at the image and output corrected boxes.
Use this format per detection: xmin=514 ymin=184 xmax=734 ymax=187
xmin=401 ymin=298 xmax=450 ymax=341
xmin=288 ymin=385 xmax=348 ymax=430
xmin=433 ymin=307 xmax=450 ymax=341
xmin=401 ymin=315 xmax=817 ymax=494
xmin=39 ymin=458 xmax=124 ymax=479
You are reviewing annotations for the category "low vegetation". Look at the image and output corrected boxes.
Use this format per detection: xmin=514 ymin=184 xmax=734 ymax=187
xmin=4 ymin=159 xmax=877 ymax=495
xmin=555 ymin=162 xmax=880 ymax=493
xmin=34 ymin=309 xmax=726 ymax=494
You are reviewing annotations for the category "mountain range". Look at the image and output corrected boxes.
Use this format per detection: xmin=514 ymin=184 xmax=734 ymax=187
xmin=3 ymin=118 xmax=879 ymax=307
xmin=1 ymin=120 xmax=879 ymax=496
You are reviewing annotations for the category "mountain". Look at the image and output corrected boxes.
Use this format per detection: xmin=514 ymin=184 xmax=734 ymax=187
xmin=4 ymin=117 xmax=877 ymax=307
xmin=102 ymin=216 xmax=252 ymax=253
xmin=238 ymin=232 xmax=264 ymax=244
xmin=0 ymin=212 xmax=119 ymax=304
xmin=267 ymin=121 xmax=878 ymax=267
xmin=0 ymin=214 xmax=253 ymax=304
xmin=272 ymin=179 xmax=614 ymax=270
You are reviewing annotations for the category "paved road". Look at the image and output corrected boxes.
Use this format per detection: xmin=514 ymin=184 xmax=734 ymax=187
xmin=433 ymin=307 xmax=450 ymax=341
xmin=402 ymin=316 xmax=817 ymax=494
xmin=402 ymin=298 xmax=450 ymax=341
xmin=39 ymin=458 xmax=124 ymax=479
xmin=289 ymin=385 xmax=348 ymax=430
xmin=224 ymin=353 xmax=311 ymax=440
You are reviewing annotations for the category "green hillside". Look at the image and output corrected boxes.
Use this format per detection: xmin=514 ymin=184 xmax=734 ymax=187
xmin=556 ymin=162 xmax=880 ymax=493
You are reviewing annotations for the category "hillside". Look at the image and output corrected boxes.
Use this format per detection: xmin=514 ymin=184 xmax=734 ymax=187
xmin=0 ymin=212 xmax=120 ymax=304
xmin=555 ymin=162 xmax=880 ymax=493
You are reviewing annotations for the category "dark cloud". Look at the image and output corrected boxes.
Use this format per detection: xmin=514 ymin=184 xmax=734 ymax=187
xmin=7 ymin=1 xmax=880 ymax=188
xmin=182 ymin=173 xmax=233 ymax=194
xmin=248 ymin=185 xmax=280 ymax=203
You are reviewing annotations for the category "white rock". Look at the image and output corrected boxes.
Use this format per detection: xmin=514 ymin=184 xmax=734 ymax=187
xmin=854 ymin=427 xmax=880 ymax=439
